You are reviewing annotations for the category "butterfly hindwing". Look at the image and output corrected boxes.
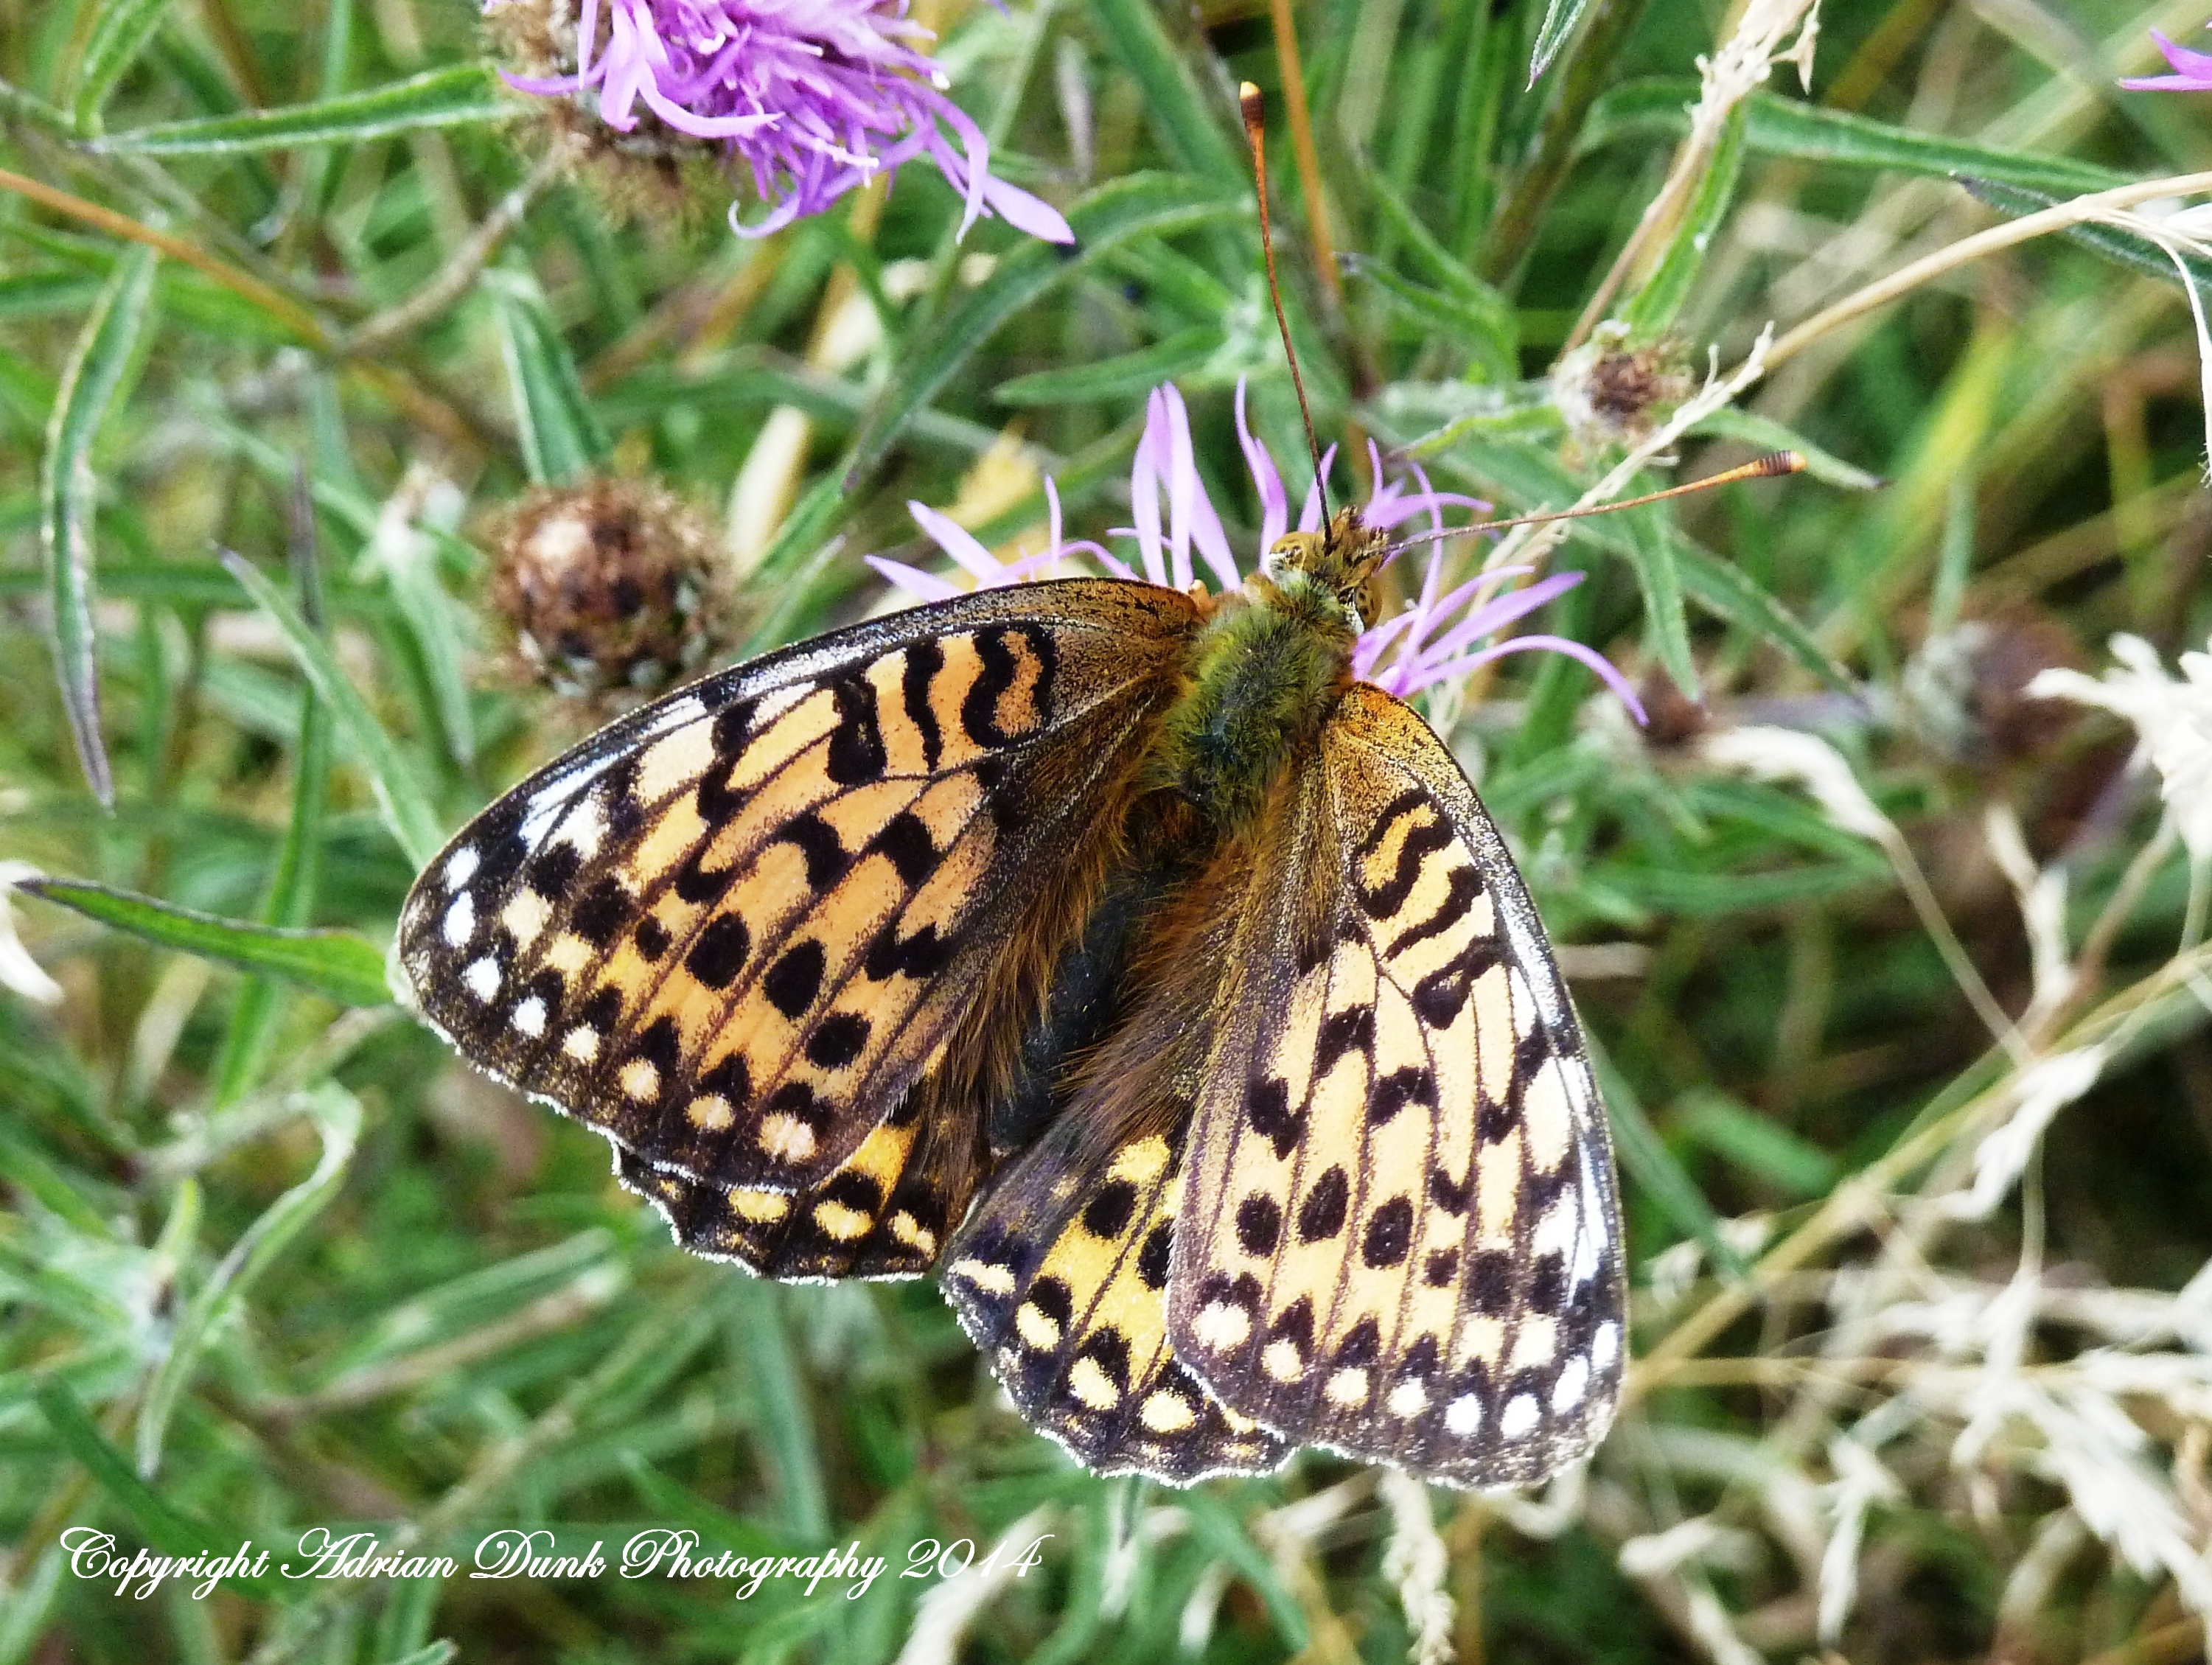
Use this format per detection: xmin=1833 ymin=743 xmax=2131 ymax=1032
xmin=397 ymin=580 xmax=1199 ymax=1202
xmin=943 ymin=1106 xmax=1289 ymax=1484
xmin=613 ymin=1064 xmax=977 ymax=1280
xmin=1169 ymin=683 xmax=1626 ymax=1486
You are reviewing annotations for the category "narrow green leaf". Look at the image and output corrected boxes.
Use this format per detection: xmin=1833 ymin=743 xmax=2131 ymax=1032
xmin=1622 ymin=104 xmax=1745 ymax=338
xmin=21 ymin=878 xmax=391 ymax=1007
xmin=1585 ymin=83 xmax=2124 ymax=197
xmin=1081 ymin=0 xmax=1242 ymax=187
xmin=1527 ymin=0 xmax=1592 ymax=84
xmin=220 ymin=549 xmax=444 ymax=866
xmin=729 ymin=1280 xmax=829 ymax=1544
xmin=1675 ymin=1089 xmax=1839 ymax=1200
xmin=486 ymin=268 xmax=610 ymax=485
xmin=1585 ymin=1040 xmax=1749 ymax=1283
xmin=1671 ymin=536 xmax=1855 ymax=694
xmin=41 ymin=245 xmax=158 ymax=807
xmin=1960 ymin=175 xmax=2212 ymax=294
xmin=136 ymin=1083 xmax=361 ymax=1475
xmin=33 ymin=1382 xmax=278 ymax=1597
xmin=1616 ymin=506 xmax=1698 ymax=699
xmin=1178 ymin=1492 xmax=1308 ymax=1651
xmin=373 ymin=1644 xmax=456 ymax=1665
xmin=1348 ymin=258 xmax=1512 ymax=372
xmin=851 ymin=173 xmax=1241 ymax=474
xmin=93 ymin=62 xmax=514 ymax=154
xmin=1690 ymin=405 xmax=1883 ymax=492
xmin=71 ymin=0 xmax=182 ymax=130
xmin=1352 ymin=161 xmax=1515 ymax=379
xmin=214 ymin=477 xmax=335 ymax=1104
xmin=995 ymin=328 xmax=1221 ymax=405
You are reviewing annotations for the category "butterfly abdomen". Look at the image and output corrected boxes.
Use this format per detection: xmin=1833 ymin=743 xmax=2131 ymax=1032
xmin=1156 ymin=591 xmax=1353 ymax=829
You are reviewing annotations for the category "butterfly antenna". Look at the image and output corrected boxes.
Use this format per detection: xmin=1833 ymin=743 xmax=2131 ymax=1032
xmin=1378 ymin=451 xmax=1810 ymax=561
xmin=1240 ymin=81 xmax=1330 ymax=527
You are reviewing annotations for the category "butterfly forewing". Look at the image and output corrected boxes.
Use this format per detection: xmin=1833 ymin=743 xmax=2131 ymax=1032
xmin=1168 ymin=684 xmax=1626 ymax=1485
xmin=397 ymin=580 xmax=1199 ymax=1200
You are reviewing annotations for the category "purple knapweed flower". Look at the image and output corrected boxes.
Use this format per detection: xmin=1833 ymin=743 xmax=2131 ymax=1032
xmin=2121 ymin=25 xmax=2212 ymax=91
xmin=867 ymin=381 xmax=1647 ymax=722
xmin=494 ymin=0 xmax=1074 ymax=242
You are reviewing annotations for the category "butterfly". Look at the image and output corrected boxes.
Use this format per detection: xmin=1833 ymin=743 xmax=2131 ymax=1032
xmin=394 ymin=495 xmax=1628 ymax=1488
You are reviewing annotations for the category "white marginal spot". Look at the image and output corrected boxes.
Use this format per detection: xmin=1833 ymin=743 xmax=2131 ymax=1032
xmin=889 ymin=1212 xmax=935 ymax=1254
xmin=1387 ymin=1376 xmax=1429 ymax=1417
xmin=518 ymin=754 xmax=621 ymax=848
xmin=1552 ymin=1355 xmax=1591 ymax=1414
xmin=512 ymin=996 xmax=547 ymax=1037
xmin=686 ymin=1094 xmax=733 ymax=1130
xmin=951 ymin=1257 xmax=1016 ymax=1296
xmin=443 ymin=845 xmax=480 ymax=889
xmin=1531 ymin=1197 xmax=1578 ymax=1262
xmin=501 ymin=890 xmax=551 ymax=949
xmin=1325 ymin=1366 xmax=1370 ymax=1406
xmin=1191 ymin=1301 xmax=1252 ymax=1351
xmin=1263 ymin=1339 xmax=1305 ymax=1382
xmin=562 ymin=1025 xmax=600 ymax=1063
xmin=442 ymin=893 xmax=476 ymax=948
xmin=1444 ymin=1394 xmax=1484 ymax=1437
xmin=1067 ymin=1356 xmax=1120 ymax=1409
xmin=1592 ymin=1321 xmax=1621 ymax=1373
xmin=463 ymin=957 xmax=500 ymax=1002
xmin=1015 ymin=1302 xmax=1061 ymax=1351
xmin=1572 ymin=1156 xmax=1608 ymax=1285
xmin=554 ymin=794 xmax=608 ymax=861
xmin=618 ymin=1058 xmax=660 ymax=1101
xmin=1501 ymin=1394 xmax=1540 ymax=1439
xmin=758 ymin=1112 xmax=817 ymax=1164
xmin=1140 ymin=1391 xmax=1196 ymax=1433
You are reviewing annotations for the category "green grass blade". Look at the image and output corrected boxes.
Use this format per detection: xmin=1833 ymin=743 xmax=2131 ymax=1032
xmin=1960 ymin=175 xmax=2212 ymax=293
xmin=1527 ymin=0 xmax=1592 ymax=84
xmin=70 ymin=0 xmax=184 ymax=133
xmin=1585 ymin=83 xmax=2125 ymax=196
xmin=1585 ymin=1039 xmax=1749 ymax=1284
xmin=486 ymin=268 xmax=610 ymax=486
xmin=1177 ymin=1491 xmax=1309 ymax=1652
xmin=92 ymin=63 xmax=514 ymax=154
xmin=1675 ymin=1089 xmax=1838 ymax=1201
xmin=20 ymin=878 xmax=391 ymax=1007
xmin=1622 ymin=104 xmax=1745 ymax=338
xmin=32 ymin=1382 xmax=279 ymax=1597
xmin=851 ymin=173 xmax=1241 ymax=475
xmin=729 ymin=1280 xmax=830 ymax=1544
xmin=1081 ymin=0 xmax=1242 ymax=187
xmin=135 ymin=1083 xmax=361 ymax=1476
xmin=219 ymin=548 xmax=444 ymax=866
xmin=1616 ymin=506 xmax=1698 ymax=699
xmin=1671 ymin=534 xmax=1855 ymax=694
xmin=213 ymin=481 xmax=336 ymax=1103
xmin=41 ymin=245 xmax=158 ymax=807
xmin=995 ymin=328 xmax=1223 ymax=405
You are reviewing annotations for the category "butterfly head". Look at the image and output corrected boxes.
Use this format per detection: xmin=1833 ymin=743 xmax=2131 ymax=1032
xmin=1254 ymin=506 xmax=1389 ymax=635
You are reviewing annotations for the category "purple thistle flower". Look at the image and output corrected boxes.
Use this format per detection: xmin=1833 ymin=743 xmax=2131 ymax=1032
xmin=2120 ymin=25 xmax=2212 ymax=91
xmin=865 ymin=381 xmax=1647 ymax=723
xmin=493 ymin=0 xmax=1074 ymax=242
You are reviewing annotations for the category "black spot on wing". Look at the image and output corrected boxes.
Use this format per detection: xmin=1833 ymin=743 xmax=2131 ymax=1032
xmin=803 ymin=1010 xmax=871 ymax=1071
xmin=876 ymin=811 xmax=938 ymax=887
xmin=763 ymin=940 xmax=827 ymax=1018
xmin=778 ymin=812 xmax=849 ymax=890
xmin=826 ymin=676 xmax=888 ymax=785
xmin=685 ymin=915 xmax=750 ymax=988
xmin=571 ymin=876 xmax=631 ymax=947
xmin=899 ymin=640 xmax=944 ymax=771
xmin=1297 ymin=1167 xmax=1350 ymax=1241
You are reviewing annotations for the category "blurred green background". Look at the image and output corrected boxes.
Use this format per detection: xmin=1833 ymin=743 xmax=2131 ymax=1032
xmin=4 ymin=1 xmax=2212 ymax=1661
